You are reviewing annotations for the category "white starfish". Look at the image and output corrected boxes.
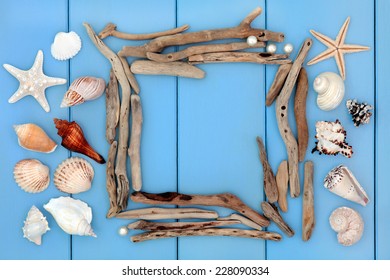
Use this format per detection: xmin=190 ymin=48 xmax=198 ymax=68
xmin=3 ymin=50 xmax=67 ymax=112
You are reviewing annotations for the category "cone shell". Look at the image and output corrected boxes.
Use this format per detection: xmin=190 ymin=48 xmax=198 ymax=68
xmin=329 ymin=206 xmax=364 ymax=246
xmin=51 ymin=31 xmax=81 ymax=61
xmin=23 ymin=205 xmax=50 ymax=245
xmin=54 ymin=157 xmax=94 ymax=194
xmin=313 ymin=72 xmax=345 ymax=111
xmin=14 ymin=159 xmax=50 ymax=193
xmin=14 ymin=123 xmax=57 ymax=153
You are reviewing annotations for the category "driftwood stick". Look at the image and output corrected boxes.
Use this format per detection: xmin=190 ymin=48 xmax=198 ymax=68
xmin=127 ymin=219 xmax=239 ymax=231
xmin=131 ymin=60 xmax=205 ymax=79
xmin=294 ymin=67 xmax=309 ymax=162
xmin=116 ymin=207 xmax=218 ymax=220
xmin=256 ymin=136 xmax=278 ymax=203
xmin=302 ymin=161 xmax=315 ymax=241
xmin=276 ymin=160 xmax=289 ymax=213
xmin=131 ymin=228 xmax=282 ymax=242
xmin=105 ymin=69 xmax=120 ymax=144
xmin=106 ymin=141 xmax=120 ymax=218
xmin=129 ymin=94 xmax=143 ymax=191
xmin=146 ymin=42 xmax=265 ymax=63
xmin=261 ymin=202 xmax=294 ymax=237
xmin=265 ymin=63 xmax=292 ymax=106
xmin=119 ymin=56 xmax=140 ymax=94
xmin=275 ymin=38 xmax=312 ymax=198
xmin=131 ymin=191 xmax=270 ymax=227
xmin=218 ymin=213 xmax=262 ymax=231
xmin=99 ymin=22 xmax=190 ymax=40
xmin=188 ymin=52 xmax=291 ymax=65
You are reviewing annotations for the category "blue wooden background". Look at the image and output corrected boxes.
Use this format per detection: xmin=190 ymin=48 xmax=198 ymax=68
xmin=0 ymin=0 xmax=386 ymax=260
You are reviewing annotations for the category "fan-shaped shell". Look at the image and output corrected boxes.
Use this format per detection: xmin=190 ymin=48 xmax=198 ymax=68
xmin=313 ymin=72 xmax=345 ymax=111
xmin=329 ymin=206 xmax=364 ymax=246
xmin=14 ymin=123 xmax=57 ymax=153
xmin=54 ymin=157 xmax=94 ymax=194
xmin=14 ymin=159 xmax=50 ymax=193
xmin=22 ymin=205 xmax=50 ymax=245
xmin=60 ymin=76 xmax=105 ymax=108
xmin=51 ymin=31 xmax=81 ymax=61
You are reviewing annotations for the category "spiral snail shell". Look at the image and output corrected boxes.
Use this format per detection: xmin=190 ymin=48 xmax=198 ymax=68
xmin=313 ymin=72 xmax=345 ymax=111
xmin=329 ymin=206 xmax=364 ymax=246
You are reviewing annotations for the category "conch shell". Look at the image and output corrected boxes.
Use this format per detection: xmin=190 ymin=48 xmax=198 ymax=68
xmin=43 ymin=196 xmax=96 ymax=237
xmin=53 ymin=118 xmax=105 ymax=164
xmin=22 ymin=205 xmax=50 ymax=245
xmin=54 ymin=157 xmax=94 ymax=194
xmin=14 ymin=123 xmax=57 ymax=153
xmin=60 ymin=76 xmax=105 ymax=108
xmin=329 ymin=206 xmax=364 ymax=246
xmin=324 ymin=165 xmax=369 ymax=206
xmin=51 ymin=31 xmax=81 ymax=61
xmin=14 ymin=159 xmax=50 ymax=193
xmin=313 ymin=72 xmax=345 ymax=111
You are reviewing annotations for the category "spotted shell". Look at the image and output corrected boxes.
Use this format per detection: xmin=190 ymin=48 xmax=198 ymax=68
xmin=329 ymin=207 xmax=364 ymax=246
xmin=14 ymin=123 xmax=57 ymax=153
xmin=13 ymin=159 xmax=50 ymax=193
xmin=51 ymin=31 xmax=81 ymax=61
xmin=22 ymin=205 xmax=50 ymax=245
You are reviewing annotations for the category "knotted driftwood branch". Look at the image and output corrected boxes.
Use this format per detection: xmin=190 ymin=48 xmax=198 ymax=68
xmin=119 ymin=56 xmax=140 ymax=94
xmin=218 ymin=213 xmax=262 ymax=231
xmin=265 ymin=63 xmax=292 ymax=106
xmin=105 ymin=69 xmax=120 ymax=144
xmin=302 ymin=161 xmax=315 ymax=241
xmin=276 ymin=160 xmax=289 ymax=212
xmin=106 ymin=141 xmax=120 ymax=218
xmin=188 ymin=52 xmax=290 ymax=65
xmin=129 ymin=94 xmax=143 ymax=191
xmin=261 ymin=201 xmax=294 ymax=237
xmin=117 ymin=207 xmax=218 ymax=220
xmin=127 ymin=219 xmax=239 ymax=231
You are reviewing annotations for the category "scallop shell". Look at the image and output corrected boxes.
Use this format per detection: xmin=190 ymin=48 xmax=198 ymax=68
xmin=43 ymin=196 xmax=96 ymax=237
xmin=14 ymin=123 xmax=57 ymax=153
xmin=60 ymin=76 xmax=105 ymax=108
xmin=54 ymin=157 xmax=94 ymax=194
xmin=329 ymin=206 xmax=364 ymax=246
xmin=313 ymin=72 xmax=345 ymax=111
xmin=51 ymin=31 xmax=81 ymax=61
xmin=324 ymin=165 xmax=369 ymax=206
xmin=14 ymin=159 xmax=50 ymax=193
xmin=22 ymin=205 xmax=50 ymax=245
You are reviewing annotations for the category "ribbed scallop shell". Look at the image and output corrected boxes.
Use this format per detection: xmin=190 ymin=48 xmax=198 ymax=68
xmin=54 ymin=157 xmax=94 ymax=194
xmin=22 ymin=205 xmax=50 ymax=245
xmin=329 ymin=207 xmax=364 ymax=246
xmin=14 ymin=123 xmax=57 ymax=153
xmin=60 ymin=76 xmax=105 ymax=108
xmin=313 ymin=72 xmax=345 ymax=111
xmin=51 ymin=31 xmax=81 ymax=61
xmin=14 ymin=159 xmax=50 ymax=193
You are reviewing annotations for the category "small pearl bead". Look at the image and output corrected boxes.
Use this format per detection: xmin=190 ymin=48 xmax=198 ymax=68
xmin=266 ymin=43 xmax=277 ymax=54
xmin=283 ymin=43 xmax=294 ymax=54
xmin=246 ymin=35 xmax=258 ymax=46
xmin=118 ymin=226 xmax=128 ymax=236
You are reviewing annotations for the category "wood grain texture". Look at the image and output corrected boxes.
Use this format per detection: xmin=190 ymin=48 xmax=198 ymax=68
xmin=117 ymin=207 xmax=218 ymax=220
xmin=276 ymin=160 xmax=289 ymax=212
xmin=127 ymin=219 xmax=240 ymax=231
xmin=189 ymin=52 xmax=291 ymax=65
xmin=105 ymin=69 xmax=120 ymax=144
xmin=261 ymin=201 xmax=294 ymax=237
xmin=302 ymin=161 xmax=315 ymax=241
xmin=106 ymin=141 xmax=119 ymax=218
xmin=129 ymin=94 xmax=143 ymax=191
xmin=266 ymin=63 xmax=292 ymax=106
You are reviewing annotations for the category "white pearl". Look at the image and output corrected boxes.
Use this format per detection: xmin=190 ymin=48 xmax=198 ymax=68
xmin=118 ymin=226 xmax=128 ymax=236
xmin=266 ymin=43 xmax=277 ymax=54
xmin=246 ymin=35 xmax=258 ymax=46
xmin=283 ymin=43 xmax=294 ymax=54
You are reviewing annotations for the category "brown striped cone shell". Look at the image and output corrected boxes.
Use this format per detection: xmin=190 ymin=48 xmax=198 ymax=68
xmin=14 ymin=123 xmax=57 ymax=153
xmin=13 ymin=159 xmax=50 ymax=193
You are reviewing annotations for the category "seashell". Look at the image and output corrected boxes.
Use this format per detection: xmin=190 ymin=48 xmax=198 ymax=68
xmin=53 ymin=118 xmax=105 ymax=164
xmin=43 ymin=196 xmax=96 ymax=237
xmin=329 ymin=206 xmax=364 ymax=246
xmin=54 ymin=157 xmax=94 ymax=194
xmin=51 ymin=31 xmax=81 ymax=61
xmin=14 ymin=123 xmax=57 ymax=153
xmin=346 ymin=99 xmax=373 ymax=127
xmin=14 ymin=159 xmax=50 ymax=193
xmin=324 ymin=165 xmax=369 ymax=206
xmin=312 ymin=120 xmax=353 ymax=158
xmin=22 ymin=205 xmax=50 ymax=245
xmin=313 ymin=72 xmax=345 ymax=111
xmin=60 ymin=76 xmax=105 ymax=108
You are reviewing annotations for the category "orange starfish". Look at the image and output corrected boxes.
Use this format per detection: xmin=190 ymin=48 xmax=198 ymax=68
xmin=307 ymin=17 xmax=370 ymax=80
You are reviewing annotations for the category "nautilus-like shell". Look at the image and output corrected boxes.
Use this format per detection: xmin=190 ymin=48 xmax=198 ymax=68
xmin=13 ymin=159 xmax=50 ymax=193
xmin=313 ymin=72 xmax=345 ymax=111
xmin=324 ymin=165 xmax=369 ymax=206
xmin=22 ymin=205 xmax=50 ymax=245
xmin=14 ymin=123 xmax=57 ymax=153
xmin=51 ymin=31 xmax=81 ymax=61
xmin=60 ymin=76 xmax=105 ymax=108
xmin=329 ymin=206 xmax=364 ymax=246
xmin=44 ymin=196 xmax=96 ymax=237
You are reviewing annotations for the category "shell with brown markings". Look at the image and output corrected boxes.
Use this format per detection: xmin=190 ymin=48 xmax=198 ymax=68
xmin=13 ymin=159 xmax=50 ymax=193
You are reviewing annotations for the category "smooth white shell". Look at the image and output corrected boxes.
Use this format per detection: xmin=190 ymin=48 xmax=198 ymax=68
xmin=14 ymin=159 xmax=50 ymax=193
xmin=313 ymin=72 xmax=345 ymax=111
xmin=51 ymin=31 xmax=82 ymax=60
xmin=53 ymin=157 xmax=94 ymax=194
xmin=44 ymin=196 xmax=96 ymax=237
xmin=329 ymin=207 xmax=364 ymax=246
xmin=23 ymin=205 xmax=50 ymax=245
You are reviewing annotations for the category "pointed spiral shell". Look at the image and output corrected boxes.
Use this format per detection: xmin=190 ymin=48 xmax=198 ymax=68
xmin=22 ymin=205 xmax=50 ymax=245
xmin=313 ymin=72 xmax=345 ymax=111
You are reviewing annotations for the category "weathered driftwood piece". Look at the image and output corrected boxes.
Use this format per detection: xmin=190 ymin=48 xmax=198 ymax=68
xmin=275 ymin=38 xmax=312 ymax=198
xmin=117 ymin=207 xmax=218 ymax=220
xmin=106 ymin=141 xmax=120 ymax=218
xmin=131 ymin=60 xmax=205 ymax=79
xmin=131 ymin=191 xmax=270 ymax=227
xmin=261 ymin=201 xmax=294 ymax=237
xmin=218 ymin=213 xmax=262 ymax=231
xmin=146 ymin=41 xmax=265 ymax=63
xmin=119 ymin=56 xmax=140 ymax=94
xmin=188 ymin=52 xmax=291 ymax=65
xmin=127 ymin=219 xmax=240 ymax=231
xmin=302 ymin=161 xmax=315 ymax=241
xmin=256 ymin=136 xmax=278 ymax=203
xmin=265 ymin=63 xmax=292 ymax=106
xmin=276 ymin=160 xmax=289 ymax=213
xmin=131 ymin=228 xmax=282 ymax=242
xmin=99 ymin=22 xmax=190 ymax=40
xmin=129 ymin=94 xmax=143 ymax=191
xmin=84 ymin=23 xmax=131 ymax=211
xmin=105 ymin=69 xmax=120 ymax=144
xmin=119 ymin=7 xmax=284 ymax=58
xmin=294 ymin=67 xmax=309 ymax=162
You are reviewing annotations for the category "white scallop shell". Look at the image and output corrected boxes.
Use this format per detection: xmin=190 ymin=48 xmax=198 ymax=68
xmin=51 ymin=31 xmax=82 ymax=61
xmin=23 ymin=205 xmax=50 ymax=245
xmin=14 ymin=159 xmax=50 ymax=193
xmin=313 ymin=72 xmax=345 ymax=111
xmin=329 ymin=206 xmax=364 ymax=246
xmin=43 ymin=196 xmax=96 ymax=237
xmin=54 ymin=157 xmax=94 ymax=194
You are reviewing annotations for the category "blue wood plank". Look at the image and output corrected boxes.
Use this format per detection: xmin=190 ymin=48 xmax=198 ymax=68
xmin=0 ymin=0 xmax=70 ymax=259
